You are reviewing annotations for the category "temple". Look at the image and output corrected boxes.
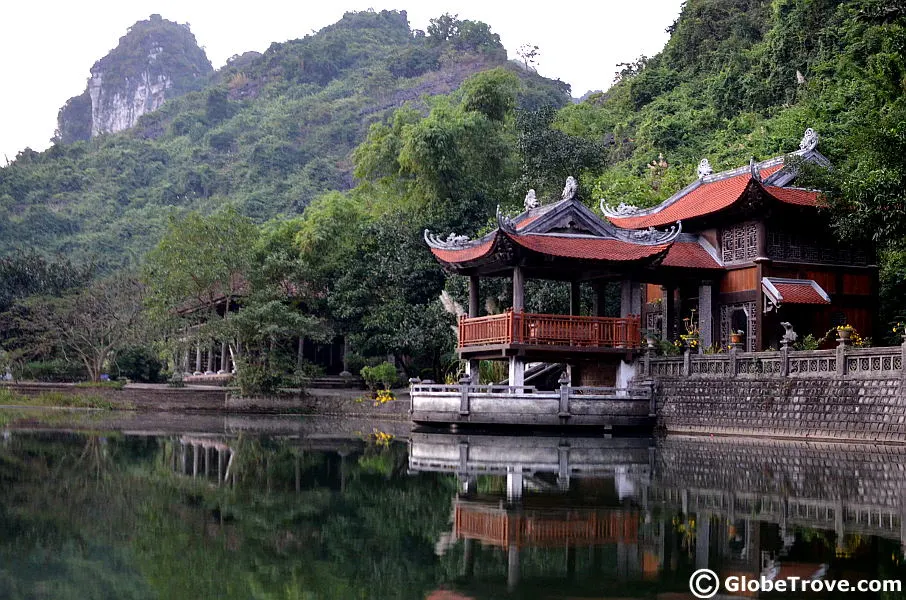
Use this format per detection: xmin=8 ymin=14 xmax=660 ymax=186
xmin=424 ymin=128 xmax=877 ymax=389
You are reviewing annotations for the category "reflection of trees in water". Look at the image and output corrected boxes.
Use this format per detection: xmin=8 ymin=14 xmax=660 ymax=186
xmin=0 ymin=432 xmax=457 ymax=599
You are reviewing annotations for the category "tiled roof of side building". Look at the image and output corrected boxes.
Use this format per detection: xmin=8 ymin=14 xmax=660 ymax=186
xmin=763 ymin=277 xmax=831 ymax=305
xmin=763 ymin=185 xmax=822 ymax=207
xmin=608 ymin=165 xmax=782 ymax=229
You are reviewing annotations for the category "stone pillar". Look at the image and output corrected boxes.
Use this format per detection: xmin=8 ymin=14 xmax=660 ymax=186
xmin=182 ymin=348 xmax=190 ymax=374
xmin=192 ymin=444 xmax=199 ymax=478
xmin=207 ymin=346 xmax=215 ymax=372
xmin=698 ymin=282 xmax=713 ymax=347
xmin=469 ymin=275 xmax=480 ymax=318
xmin=696 ymin=513 xmax=711 ymax=569
xmin=464 ymin=359 xmax=480 ymax=382
xmin=662 ymin=286 xmax=676 ymax=341
xmin=506 ymin=467 xmax=523 ymax=503
xmin=512 ymin=266 xmax=525 ymax=312
xmin=507 ymin=545 xmax=520 ymax=592
xmin=508 ymin=357 xmax=525 ymax=387
xmin=220 ymin=342 xmax=229 ymax=373
xmin=570 ymin=281 xmax=581 ymax=316
xmin=462 ymin=538 xmax=476 ymax=578
xmin=195 ymin=344 xmax=202 ymax=373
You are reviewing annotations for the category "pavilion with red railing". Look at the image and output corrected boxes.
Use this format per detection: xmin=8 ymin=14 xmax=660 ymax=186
xmin=424 ymin=177 xmax=683 ymax=387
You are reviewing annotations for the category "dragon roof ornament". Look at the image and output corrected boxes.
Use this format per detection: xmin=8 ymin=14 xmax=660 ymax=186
xmin=610 ymin=220 xmax=683 ymax=245
xmin=524 ymin=189 xmax=540 ymax=210
xmin=697 ymin=158 xmax=713 ymax=178
xmin=799 ymin=128 xmax=819 ymax=152
xmin=600 ymin=201 xmax=644 ymax=219
xmin=496 ymin=205 xmax=518 ymax=234
xmin=423 ymin=229 xmax=473 ymax=249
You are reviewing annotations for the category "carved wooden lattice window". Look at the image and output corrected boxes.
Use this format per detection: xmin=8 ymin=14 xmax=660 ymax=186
xmin=719 ymin=301 xmax=757 ymax=351
xmin=766 ymin=230 xmax=870 ymax=266
xmin=721 ymin=223 xmax=759 ymax=263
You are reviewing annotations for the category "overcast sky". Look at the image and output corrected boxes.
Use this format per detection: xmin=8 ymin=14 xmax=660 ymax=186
xmin=0 ymin=1 xmax=683 ymax=162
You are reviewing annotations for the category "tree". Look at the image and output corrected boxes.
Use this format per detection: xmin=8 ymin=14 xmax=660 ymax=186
xmin=144 ymin=207 xmax=258 ymax=371
xmin=517 ymin=44 xmax=540 ymax=71
xmin=13 ymin=274 xmax=146 ymax=381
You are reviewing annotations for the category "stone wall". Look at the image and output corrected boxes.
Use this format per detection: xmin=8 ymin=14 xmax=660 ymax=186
xmin=655 ymin=377 xmax=906 ymax=442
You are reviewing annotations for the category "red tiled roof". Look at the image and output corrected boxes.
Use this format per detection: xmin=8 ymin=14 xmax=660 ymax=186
xmin=510 ymin=234 xmax=668 ymax=261
xmin=661 ymin=242 xmax=722 ymax=269
xmin=430 ymin=237 xmax=496 ymax=263
xmin=763 ymin=278 xmax=831 ymax=305
xmin=764 ymin=186 xmax=822 ymax=207
xmin=610 ymin=165 xmax=783 ymax=229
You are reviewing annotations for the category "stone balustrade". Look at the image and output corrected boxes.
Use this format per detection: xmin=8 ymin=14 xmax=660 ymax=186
xmin=644 ymin=339 xmax=906 ymax=380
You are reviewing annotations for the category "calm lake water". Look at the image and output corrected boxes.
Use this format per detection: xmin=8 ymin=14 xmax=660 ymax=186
xmin=0 ymin=414 xmax=904 ymax=599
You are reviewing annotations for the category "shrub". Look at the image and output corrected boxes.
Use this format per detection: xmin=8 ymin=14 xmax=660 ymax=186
xmin=360 ymin=362 xmax=398 ymax=390
xmin=18 ymin=360 xmax=88 ymax=382
xmin=113 ymin=346 xmax=163 ymax=383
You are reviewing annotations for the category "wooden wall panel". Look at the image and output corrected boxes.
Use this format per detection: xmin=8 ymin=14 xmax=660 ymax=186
xmin=803 ymin=270 xmax=837 ymax=295
xmin=719 ymin=268 xmax=758 ymax=294
xmin=646 ymin=284 xmax=662 ymax=301
xmin=843 ymin=273 xmax=872 ymax=295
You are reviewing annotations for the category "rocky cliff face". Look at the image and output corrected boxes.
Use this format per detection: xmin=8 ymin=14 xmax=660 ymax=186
xmin=56 ymin=15 xmax=212 ymax=143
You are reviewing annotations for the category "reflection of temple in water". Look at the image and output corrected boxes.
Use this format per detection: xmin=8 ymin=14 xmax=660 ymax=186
xmin=410 ymin=432 xmax=906 ymax=598
xmin=172 ymin=436 xmax=237 ymax=486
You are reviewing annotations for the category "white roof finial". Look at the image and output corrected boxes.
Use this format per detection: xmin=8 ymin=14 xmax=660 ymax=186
xmin=697 ymin=158 xmax=713 ymax=178
xmin=799 ymin=128 xmax=819 ymax=152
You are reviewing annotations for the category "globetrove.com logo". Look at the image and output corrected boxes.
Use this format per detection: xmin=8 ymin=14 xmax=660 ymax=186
xmin=689 ymin=568 xmax=903 ymax=598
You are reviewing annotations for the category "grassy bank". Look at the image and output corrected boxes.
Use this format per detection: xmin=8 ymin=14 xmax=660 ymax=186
xmin=0 ymin=387 xmax=128 ymax=410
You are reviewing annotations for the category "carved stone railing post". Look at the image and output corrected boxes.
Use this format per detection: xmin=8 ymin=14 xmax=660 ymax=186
xmin=901 ymin=336 xmax=906 ymax=384
xmin=459 ymin=374 xmax=472 ymax=415
xmin=408 ymin=377 xmax=421 ymax=415
xmin=780 ymin=340 xmax=791 ymax=377
xmin=644 ymin=334 xmax=656 ymax=376
xmin=558 ymin=372 xmax=571 ymax=418
xmin=729 ymin=344 xmax=738 ymax=377
xmin=836 ymin=332 xmax=850 ymax=379
xmin=683 ymin=347 xmax=692 ymax=377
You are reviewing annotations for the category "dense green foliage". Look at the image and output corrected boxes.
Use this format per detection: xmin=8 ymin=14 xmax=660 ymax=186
xmin=4 ymin=2 xmax=906 ymax=378
xmin=1 ymin=10 xmax=567 ymax=268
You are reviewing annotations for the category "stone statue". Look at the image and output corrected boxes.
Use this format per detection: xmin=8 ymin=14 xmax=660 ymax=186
xmin=799 ymin=128 xmax=819 ymax=152
xmin=445 ymin=232 xmax=470 ymax=245
xmin=697 ymin=158 xmax=713 ymax=178
xmin=780 ymin=322 xmax=798 ymax=346
xmin=524 ymin=189 xmax=540 ymax=210
xmin=561 ymin=176 xmax=578 ymax=201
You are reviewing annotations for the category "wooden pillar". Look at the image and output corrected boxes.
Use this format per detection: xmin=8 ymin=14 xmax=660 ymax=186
xmin=592 ymin=281 xmax=607 ymax=317
xmin=570 ymin=281 xmax=581 ymax=316
xmin=220 ymin=342 xmax=229 ymax=372
xmin=297 ymin=337 xmax=304 ymax=369
xmin=207 ymin=346 xmax=215 ymax=372
xmin=468 ymin=275 xmax=480 ymax=318
xmin=512 ymin=266 xmax=525 ymax=312
xmin=698 ymin=282 xmax=714 ymax=348
xmin=621 ymin=280 xmax=633 ymax=318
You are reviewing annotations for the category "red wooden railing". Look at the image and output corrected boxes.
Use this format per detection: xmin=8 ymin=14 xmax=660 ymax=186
xmin=454 ymin=503 xmax=639 ymax=548
xmin=458 ymin=309 xmax=642 ymax=349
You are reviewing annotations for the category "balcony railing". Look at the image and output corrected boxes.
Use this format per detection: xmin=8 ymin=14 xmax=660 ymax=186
xmin=458 ymin=309 xmax=642 ymax=350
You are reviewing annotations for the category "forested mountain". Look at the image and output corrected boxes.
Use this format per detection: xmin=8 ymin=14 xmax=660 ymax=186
xmin=0 ymin=10 xmax=568 ymax=265
xmin=56 ymin=14 xmax=213 ymax=143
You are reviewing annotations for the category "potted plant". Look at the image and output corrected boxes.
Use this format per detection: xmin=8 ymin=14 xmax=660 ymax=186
xmin=836 ymin=324 xmax=854 ymax=343
xmin=730 ymin=330 xmax=744 ymax=345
